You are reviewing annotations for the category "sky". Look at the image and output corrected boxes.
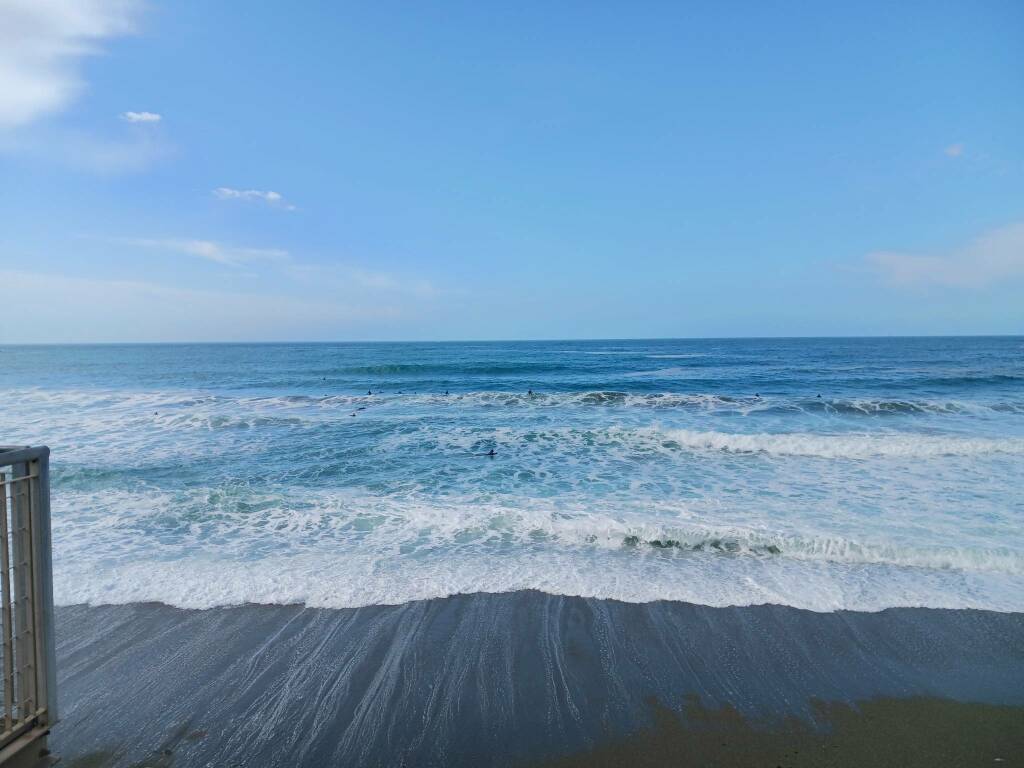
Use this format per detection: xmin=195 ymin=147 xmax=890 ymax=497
xmin=0 ymin=0 xmax=1022 ymax=343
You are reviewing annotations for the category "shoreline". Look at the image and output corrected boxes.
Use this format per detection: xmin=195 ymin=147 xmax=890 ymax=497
xmin=54 ymin=591 xmax=1024 ymax=766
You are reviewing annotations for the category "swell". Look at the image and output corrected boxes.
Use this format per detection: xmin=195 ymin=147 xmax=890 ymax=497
xmin=320 ymin=362 xmax=574 ymax=375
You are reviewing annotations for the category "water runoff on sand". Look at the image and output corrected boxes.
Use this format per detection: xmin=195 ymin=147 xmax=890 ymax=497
xmin=2 ymin=337 xmax=1023 ymax=612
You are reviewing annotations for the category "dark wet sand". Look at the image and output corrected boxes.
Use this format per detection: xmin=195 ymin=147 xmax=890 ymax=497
xmin=53 ymin=591 xmax=1024 ymax=767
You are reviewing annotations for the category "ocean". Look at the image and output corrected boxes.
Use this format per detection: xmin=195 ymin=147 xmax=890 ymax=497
xmin=2 ymin=337 xmax=1022 ymax=612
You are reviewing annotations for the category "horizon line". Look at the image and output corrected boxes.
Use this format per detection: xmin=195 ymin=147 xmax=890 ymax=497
xmin=1 ymin=333 xmax=1021 ymax=347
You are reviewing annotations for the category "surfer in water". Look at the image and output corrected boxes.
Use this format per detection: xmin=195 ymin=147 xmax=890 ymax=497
xmin=487 ymin=449 xmax=496 ymax=457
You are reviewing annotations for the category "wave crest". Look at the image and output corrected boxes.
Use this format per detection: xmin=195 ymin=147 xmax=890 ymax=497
xmin=654 ymin=428 xmax=1024 ymax=458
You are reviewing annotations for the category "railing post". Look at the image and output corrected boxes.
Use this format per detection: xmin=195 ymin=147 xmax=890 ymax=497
xmin=9 ymin=463 xmax=35 ymax=722
xmin=0 ymin=473 xmax=13 ymax=731
xmin=31 ymin=451 xmax=55 ymax=724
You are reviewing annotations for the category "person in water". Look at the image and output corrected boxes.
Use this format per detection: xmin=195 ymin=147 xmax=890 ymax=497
xmin=528 ymin=389 xmax=533 ymax=396
xmin=487 ymin=449 xmax=496 ymax=457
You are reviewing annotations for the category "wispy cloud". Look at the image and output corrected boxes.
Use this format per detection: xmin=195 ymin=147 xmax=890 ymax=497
xmin=121 ymin=110 xmax=161 ymax=123
xmin=865 ymin=222 xmax=1024 ymax=288
xmin=0 ymin=124 xmax=173 ymax=173
xmin=0 ymin=0 xmax=140 ymax=127
xmin=214 ymin=187 xmax=296 ymax=211
xmin=944 ymin=143 xmax=964 ymax=158
xmin=348 ymin=267 xmax=438 ymax=298
xmin=123 ymin=238 xmax=290 ymax=267
xmin=0 ymin=269 xmax=400 ymax=343
xmin=112 ymin=237 xmax=440 ymax=299
xmin=285 ymin=263 xmax=439 ymax=299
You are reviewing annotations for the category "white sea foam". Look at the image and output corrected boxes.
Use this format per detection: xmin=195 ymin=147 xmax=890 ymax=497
xmin=6 ymin=378 xmax=1023 ymax=614
xmin=53 ymin=536 xmax=1024 ymax=613
xmin=49 ymin=487 xmax=1024 ymax=611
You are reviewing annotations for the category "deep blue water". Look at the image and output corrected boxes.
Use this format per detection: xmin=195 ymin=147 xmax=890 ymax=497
xmin=2 ymin=337 xmax=1022 ymax=611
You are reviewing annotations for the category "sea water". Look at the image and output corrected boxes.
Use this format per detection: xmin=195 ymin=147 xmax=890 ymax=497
xmin=1 ymin=337 xmax=1022 ymax=612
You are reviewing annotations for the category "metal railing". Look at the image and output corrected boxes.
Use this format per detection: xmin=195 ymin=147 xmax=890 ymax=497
xmin=0 ymin=447 xmax=56 ymax=765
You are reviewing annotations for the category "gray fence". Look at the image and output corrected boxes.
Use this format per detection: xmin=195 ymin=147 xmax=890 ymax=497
xmin=0 ymin=447 xmax=56 ymax=765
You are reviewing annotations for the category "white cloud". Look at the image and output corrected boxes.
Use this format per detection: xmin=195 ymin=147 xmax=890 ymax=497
xmin=123 ymin=238 xmax=290 ymax=267
xmin=866 ymin=222 xmax=1024 ymax=288
xmin=0 ymin=0 xmax=140 ymax=127
xmin=944 ymin=143 xmax=964 ymax=158
xmin=213 ymin=187 xmax=296 ymax=211
xmin=121 ymin=110 xmax=161 ymax=123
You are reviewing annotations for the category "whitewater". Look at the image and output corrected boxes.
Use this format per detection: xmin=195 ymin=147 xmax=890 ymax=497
xmin=1 ymin=337 xmax=1022 ymax=612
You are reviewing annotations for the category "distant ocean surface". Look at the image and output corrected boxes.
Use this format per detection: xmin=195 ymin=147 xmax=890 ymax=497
xmin=2 ymin=338 xmax=1023 ymax=612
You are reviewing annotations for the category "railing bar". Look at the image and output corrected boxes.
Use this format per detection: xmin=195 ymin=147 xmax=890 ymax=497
xmin=0 ymin=480 xmax=12 ymax=732
xmin=0 ymin=474 xmax=40 ymax=489
xmin=29 ymin=468 xmax=46 ymax=716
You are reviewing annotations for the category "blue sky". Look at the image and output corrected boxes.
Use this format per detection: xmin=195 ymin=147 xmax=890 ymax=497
xmin=1 ymin=0 xmax=1022 ymax=342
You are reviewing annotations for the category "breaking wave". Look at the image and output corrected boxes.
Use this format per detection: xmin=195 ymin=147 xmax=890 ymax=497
xmin=5 ymin=387 xmax=1022 ymax=418
xmin=49 ymin=487 xmax=1024 ymax=611
xmin=654 ymin=428 xmax=1024 ymax=458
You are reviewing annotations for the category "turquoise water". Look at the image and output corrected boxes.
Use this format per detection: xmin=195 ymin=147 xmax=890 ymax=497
xmin=2 ymin=337 xmax=1022 ymax=611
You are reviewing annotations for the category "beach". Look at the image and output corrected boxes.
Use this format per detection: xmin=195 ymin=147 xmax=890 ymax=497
xmin=54 ymin=592 xmax=1024 ymax=767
